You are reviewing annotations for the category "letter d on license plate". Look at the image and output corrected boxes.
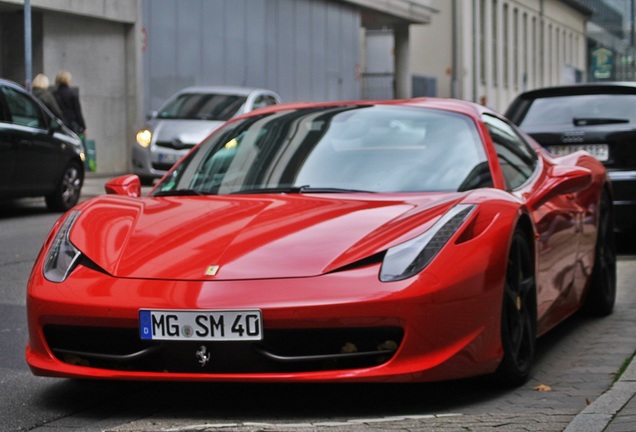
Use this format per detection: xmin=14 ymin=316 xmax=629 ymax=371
xmin=139 ymin=309 xmax=263 ymax=341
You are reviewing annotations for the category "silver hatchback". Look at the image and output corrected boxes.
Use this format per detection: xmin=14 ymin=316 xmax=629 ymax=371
xmin=132 ymin=86 xmax=282 ymax=185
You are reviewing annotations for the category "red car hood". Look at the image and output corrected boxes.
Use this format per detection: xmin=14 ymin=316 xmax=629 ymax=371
xmin=71 ymin=193 xmax=463 ymax=280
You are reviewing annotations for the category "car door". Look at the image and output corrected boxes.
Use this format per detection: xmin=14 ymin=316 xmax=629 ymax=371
xmin=0 ymin=89 xmax=17 ymax=196
xmin=0 ymin=85 xmax=62 ymax=195
xmin=483 ymin=114 xmax=582 ymax=324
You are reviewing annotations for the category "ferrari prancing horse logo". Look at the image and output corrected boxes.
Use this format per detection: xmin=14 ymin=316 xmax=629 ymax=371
xmin=196 ymin=345 xmax=211 ymax=367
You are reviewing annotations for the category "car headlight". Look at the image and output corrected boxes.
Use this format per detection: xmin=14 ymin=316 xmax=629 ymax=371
xmin=43 ymin=210 xmax=82 ymax=283
xmin=136 ymin=129 xmax=152 ymax=148
xmin=380 ymin=204 xmax=476 ymax=282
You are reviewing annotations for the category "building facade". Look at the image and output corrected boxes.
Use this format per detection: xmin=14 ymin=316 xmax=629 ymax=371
xmin=411 ymin=0 xmax=590 ymax=113
xmin=583 ymin=0 xmax=636 ymax=82
xmin=0 ymin=0 xmax=142 ymax=174
xmin=8 ymin=1 xmax=629 ymax=172
xmin=0 ymin=0 xmax=433 ymax=174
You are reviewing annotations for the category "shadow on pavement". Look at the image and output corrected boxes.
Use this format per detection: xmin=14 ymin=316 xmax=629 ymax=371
xmin=0 ymin=198 xmax=58 ymax=219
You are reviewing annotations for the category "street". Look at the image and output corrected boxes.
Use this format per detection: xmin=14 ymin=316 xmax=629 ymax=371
xmin=1 ymin=192 xmax=635 ymax=432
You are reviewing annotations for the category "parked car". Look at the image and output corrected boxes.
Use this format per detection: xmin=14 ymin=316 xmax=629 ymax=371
xmin=132 ymin=86 xmax=282 ymax=185
xmin=0 ymin=78 xmax=84 ymax=211
xmin=505 ymin=82 xmax=636 ymax=233
xmin=27 ymin=98 xmax=615 ymax=387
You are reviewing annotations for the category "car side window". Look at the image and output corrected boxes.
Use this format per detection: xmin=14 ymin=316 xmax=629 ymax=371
xmin=483 ymin=114 xmax=537 ymax=190
xmin=253 ymin=95 xmax=279 ymax=110
xmin=252 ymin=95 xmax=267 ymax=110
xmin=1 ymin=86 xmax=45 ymax=129
xmin=264 ymin=95 xmax=278 ymax=106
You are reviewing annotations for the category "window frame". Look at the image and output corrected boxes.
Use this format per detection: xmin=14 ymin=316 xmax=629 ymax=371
xmin=0 ymin=86 xmax=47 ymax=129
xmin=482 ymin=114 xmax=538 ymax=191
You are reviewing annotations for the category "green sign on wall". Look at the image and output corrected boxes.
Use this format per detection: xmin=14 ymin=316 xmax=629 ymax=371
xmin=592 ymin=47 xmax=614 ymax=80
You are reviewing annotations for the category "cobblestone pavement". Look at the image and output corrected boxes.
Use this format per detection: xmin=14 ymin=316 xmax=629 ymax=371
xmin=605 ymin=394 xmax=636 ymax=432
xmin=68 ymin=175 xmax=636 ymax=432
xmin=97 ymin=264 xmax=636 ymax=432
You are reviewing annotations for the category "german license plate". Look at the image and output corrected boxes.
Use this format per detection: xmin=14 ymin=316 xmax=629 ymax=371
xmin=548 ymin=144 xmax=609 ymax=162
xmin=139 ymin=309 xmax=263 ymax=341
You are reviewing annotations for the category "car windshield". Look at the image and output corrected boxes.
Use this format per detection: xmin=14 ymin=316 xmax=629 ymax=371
xmin=157 ymin=93 xmax=248 ymax=121
xmin=153 ymin=105 xmax=492 ymax=196
xmin=520 ymin=94 xmax=636 ymax=127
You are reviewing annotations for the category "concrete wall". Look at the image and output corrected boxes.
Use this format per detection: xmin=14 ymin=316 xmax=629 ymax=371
xmin=0 ymin=0 xmax=431 ymax=174
xmin=42 ymin=14 xmax=130 ymax=173
xmin=0 ymin=0 xmax=141 ymax=174
xmin=142 ymin=0 xmax=362 ymax=112
xmin=411 ymin=1 xmax=453 ymax=100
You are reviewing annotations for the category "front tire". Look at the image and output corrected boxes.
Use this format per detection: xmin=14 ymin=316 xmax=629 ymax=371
xmin=585 ymin=192 xmax=616 ymax=316
xmin=495 ymin=229 xmax=537 ymax=387
xmin=45 ymin=161 xmax=83 ymax=212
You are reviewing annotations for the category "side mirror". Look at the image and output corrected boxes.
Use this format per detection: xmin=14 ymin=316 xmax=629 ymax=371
xmin=529 ymin=166 xmax=592 ymax=209
xmin=105 ymin=175 xmax=142 ymax=198
xmin=146 ymin=111 xmax=158 ymax=120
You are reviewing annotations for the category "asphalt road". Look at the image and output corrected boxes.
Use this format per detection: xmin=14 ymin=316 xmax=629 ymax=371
xmin=1 ymin=194 xmax=635 ymax=432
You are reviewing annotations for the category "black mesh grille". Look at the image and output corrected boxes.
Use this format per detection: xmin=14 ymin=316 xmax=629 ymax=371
xmin=43 ymin=325 xmax=403 ymax=374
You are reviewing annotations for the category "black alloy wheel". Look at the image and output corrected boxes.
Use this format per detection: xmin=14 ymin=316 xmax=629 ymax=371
xmin=496 ymin=229 xmax=537 ymax=386
xmin=45 ymin=161 xmax=83 ymax=212
xmin=585 ymin=192 xmax=617 ymax=316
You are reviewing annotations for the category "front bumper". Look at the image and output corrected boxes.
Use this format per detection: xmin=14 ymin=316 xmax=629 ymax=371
xmin=132 ymin=144 xmax=165 ymax=180
xmin=26 ymin=261 xmax=504 ymax=383
xmin=132 ymin=144 xmax=189 ymax=181
xmin=608 ymin=170 xmax=636 ymax=232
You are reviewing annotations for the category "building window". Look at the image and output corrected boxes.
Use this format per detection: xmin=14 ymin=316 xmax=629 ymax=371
xmin=533 ymin=16 xmax=538 ymax=87
xmin=555 ymin=26 xmax=560 ymax=82
xmin=493 ymin=0 xmax=498 ymax=86
xmin=503 ymin=3 xmax=509 ymax=88
xmin=513 ymin=8 xmax=519 ymax=90
xmin=480 ymin=0 xmax=486 ymax=85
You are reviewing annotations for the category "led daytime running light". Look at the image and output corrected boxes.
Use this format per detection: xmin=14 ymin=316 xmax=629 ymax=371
xmin=43 ymin=210 xmax=82 ymax=283
xmin=380 ymin=204 xmax=476 ymax=282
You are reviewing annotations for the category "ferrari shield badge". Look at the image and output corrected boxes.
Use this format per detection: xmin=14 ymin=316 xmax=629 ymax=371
xmin=205 ymin=265 xmax=220 ymax=276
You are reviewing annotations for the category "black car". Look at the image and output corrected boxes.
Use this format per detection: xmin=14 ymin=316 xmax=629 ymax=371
xmin=0 ymin=78 xmax=84 ymax=211
xmin=505 ymin=82 xmax=636 ymax=233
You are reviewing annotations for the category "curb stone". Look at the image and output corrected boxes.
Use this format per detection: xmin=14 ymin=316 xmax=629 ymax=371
xmin=564 ymin=352 xmax=636 ymax=432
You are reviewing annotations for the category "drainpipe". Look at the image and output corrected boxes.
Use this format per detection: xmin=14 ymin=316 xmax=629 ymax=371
xmin=631 ymin=0 xmax=634 ymax=47
xmin=24 ymin=0 xmax=32 ymax=91
xmin=451 ymin=0 xmax=459 ymax=98
xmin=473 ymin=0 xmax=479 ymax=103
xmin=540 ymin=0 xmax=545 ymax=86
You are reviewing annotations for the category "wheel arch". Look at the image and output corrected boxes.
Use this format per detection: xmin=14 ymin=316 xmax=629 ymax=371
xmin=494 ymin=210 xmax=538 ymax=386
xmin=515 ymin=211 xmax=536 ymax=268
xmin=510 ymin=209 xmax=538 ymax=321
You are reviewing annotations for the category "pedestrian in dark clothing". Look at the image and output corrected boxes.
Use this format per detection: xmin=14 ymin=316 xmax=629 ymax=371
xmin=53 ymin=70 xmax=86 ymax=134
xmin=32 ymin=73 xmax=65 ymax=121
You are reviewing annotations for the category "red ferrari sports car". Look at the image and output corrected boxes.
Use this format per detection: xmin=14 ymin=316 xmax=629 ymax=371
xmin=26 ymin=98 xmax=616 ymax=386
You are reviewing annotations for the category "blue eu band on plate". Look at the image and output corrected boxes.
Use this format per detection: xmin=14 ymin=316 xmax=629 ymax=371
xmin=139 ymin=309 xmax=263 ymax=341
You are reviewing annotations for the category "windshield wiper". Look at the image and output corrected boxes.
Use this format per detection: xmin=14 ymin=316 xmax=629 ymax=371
xmin=153 ymin=189 xmax=205 ymax=197
xmin=298 ymin=187 xmax=375 ymax=194
xmin=230 ymin=186 xmax=373 ymax=195
xmin=573 ymin=117 xmax=629 ymax=126
xmin=229 ymin=186 xmax=307 ymax=195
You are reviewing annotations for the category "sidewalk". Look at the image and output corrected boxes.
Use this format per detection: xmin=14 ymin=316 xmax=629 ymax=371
xmin=564 ymin=353 xmax=636 ymax=432
xmin=80 ymin=173 xmax=636 ymax=432
xmin=81 ymin=173 xmax=115 ymax=198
